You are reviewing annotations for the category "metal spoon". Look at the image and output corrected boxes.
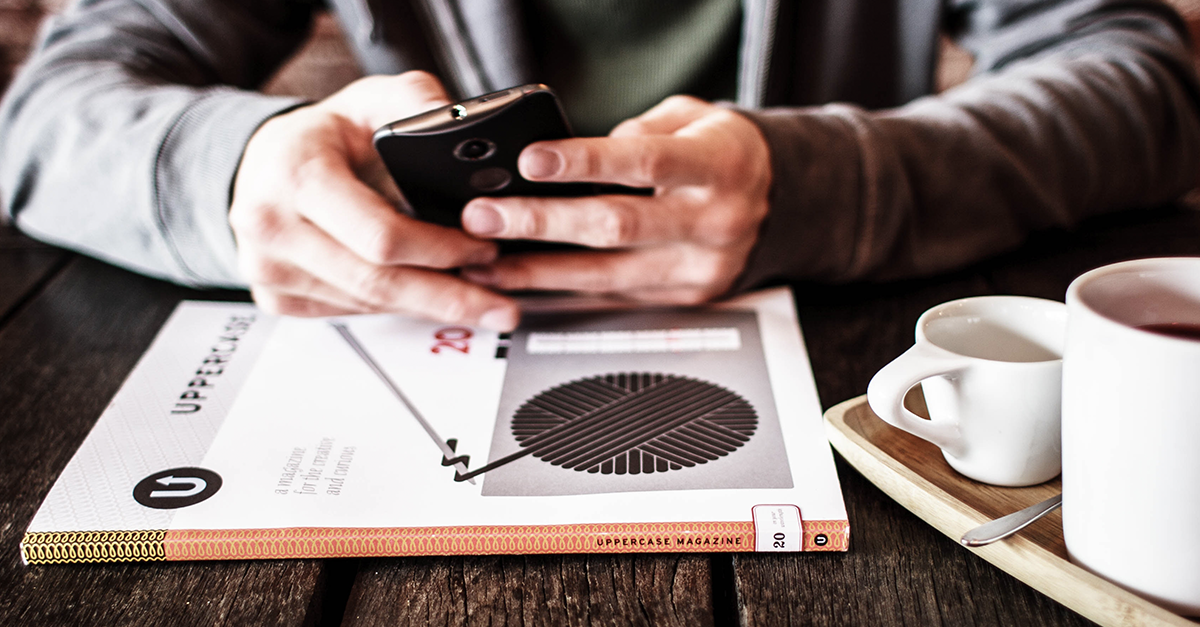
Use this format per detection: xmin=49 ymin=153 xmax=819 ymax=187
xmin=960 ymin=493 xmax=1062 ymax=547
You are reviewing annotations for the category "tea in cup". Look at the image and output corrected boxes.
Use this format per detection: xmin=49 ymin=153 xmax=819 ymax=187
xmin=1062 ymin=257 xmax=1200 ymax=615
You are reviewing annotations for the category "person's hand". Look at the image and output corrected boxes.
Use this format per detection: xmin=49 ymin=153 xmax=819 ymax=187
xmin=230 ymin=71 xmax=520 ymax=331
xmin=459 ymin=95 xmax=772 ymax=305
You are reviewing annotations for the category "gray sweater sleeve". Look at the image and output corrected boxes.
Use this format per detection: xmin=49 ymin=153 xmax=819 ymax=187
xmin=0 ymin=0 xmax=314 ymax=287
xmin=737 ymin=0 xmax=1200 ymax=287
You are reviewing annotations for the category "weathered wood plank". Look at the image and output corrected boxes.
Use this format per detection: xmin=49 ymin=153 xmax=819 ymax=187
xmin=342 ymin=553 xmax=714 ymax=627
xmin=0 ymin=256 xmax=325 ymax=626
xmin=0 ymin=225 xmax=67 ymax=320
xmin=740 ymin=203 xmax=1200 ymax=626
xmin=732 ymin=457 xmax=1091 ymax=626
xmin=733 ymin=262 xmax=1096 ymax=625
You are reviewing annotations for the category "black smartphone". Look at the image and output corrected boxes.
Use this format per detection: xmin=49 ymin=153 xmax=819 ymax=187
xmin=373 ymin=84 xmax=598 ymax=231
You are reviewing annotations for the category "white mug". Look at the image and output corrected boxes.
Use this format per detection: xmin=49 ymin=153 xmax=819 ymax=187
xmin=1062 ymin=257 xmax=1200 ymax=616
xmin=867 ymin=296 xmax=1067 ymax=486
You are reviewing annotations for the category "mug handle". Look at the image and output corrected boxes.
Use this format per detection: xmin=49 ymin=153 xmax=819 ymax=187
xmin=866 ymin=342 xmax=971 ymax=456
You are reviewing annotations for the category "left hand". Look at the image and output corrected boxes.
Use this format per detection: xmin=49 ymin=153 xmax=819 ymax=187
xmin=458 ymin=95 xmax=773 ymax=305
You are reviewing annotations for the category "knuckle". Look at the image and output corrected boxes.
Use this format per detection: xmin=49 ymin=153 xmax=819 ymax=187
xmin=698 ymin=207 xmax=754 ymax=247
xmin=577 ymin=267 xmax=618 ymax=293
xmin=330 ymin=76 xmax=381 ymax=105
xmin=395 ymin=71 xmax=448 ymax=108
xmin=348 ymin=265 xmax=394 ymax=306
xmin=572 ymin=144 xmax=603 ymax=179
xmin=588 ymin=205 xmax=637 ymax=248
xmin=579 ymin=276 xmax=614 ymax=293
xmin=294 ymin=153 xmax=339 ymax=186
xmin=676 ymin=250 xmax=722 ymax=285
xmin=396 ymin=70 xmax=440 ymax=92
xmin=662 ymin=94 xmax=703 ymax=110
xmin=290 ymin=160 xmax=339 ymax=208
xmin=611 ymin=118 xmax=647 ymax=136
xmin=635 ymin=144 xmax=672 ymax=183
xmin=512 ymin=208 xmax=548 ymax=239
xmin=686 ymin=253 xmax=740 ymax=294
xmin=229 ymin=202 xmax=283 ymax=242
xmin=431 ymin=294 xmax=470 ymax=324
xmin=239 ymin=254 xmax=287 ymax=287
xmin=705 ymin=106 xmax=740 ymax=129
xmin=486 ymin=259 xmax=532 ymax=290
xmin=345 ymin=75 xmax=380 ymax=92
xmin=360 ymin=226 xmax=405 ymax=265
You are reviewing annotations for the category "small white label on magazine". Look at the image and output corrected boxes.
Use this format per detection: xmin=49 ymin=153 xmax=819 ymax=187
xmin=526 ymin=327 xmax=740 ymax=354
xmin=752 ymin=504 xmax=803 ymax=552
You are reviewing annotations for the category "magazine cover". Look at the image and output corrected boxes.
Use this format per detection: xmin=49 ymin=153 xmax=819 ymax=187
xmin=21 ymin=287 xmax=849 ymax=564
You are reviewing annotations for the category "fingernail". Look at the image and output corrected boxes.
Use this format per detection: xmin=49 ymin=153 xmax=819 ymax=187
xmin=479 ymin=306 xmax=519 ymax=332
xmin=462 ymin=202 xmax=505 ymax=236
xmin=461 ymin=265 xmax=498 ymax=286
xmin=520 ymin=147 xmax=563 ymax=179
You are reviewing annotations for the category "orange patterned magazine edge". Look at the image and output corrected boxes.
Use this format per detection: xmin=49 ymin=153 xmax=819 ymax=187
xmin=163 ymin=520 xmax=849 ymax=560
xmin=21 ymin=530 xmax=168 ymax=565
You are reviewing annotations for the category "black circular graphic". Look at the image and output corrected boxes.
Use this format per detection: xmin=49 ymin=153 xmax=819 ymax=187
xmin=133 ymin=467 xmax=222 ymax=509
xmin=511 ymin=372 xmax=757 ymax=475
xmin=814 ymin=534 xmax=828 ymax=547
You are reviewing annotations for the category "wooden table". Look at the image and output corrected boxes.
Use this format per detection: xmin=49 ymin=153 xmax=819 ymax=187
xmin=2 ymin=202 xmax=1198 ymax=626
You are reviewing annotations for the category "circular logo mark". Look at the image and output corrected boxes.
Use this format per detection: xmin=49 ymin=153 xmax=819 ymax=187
xmin=133 ymin=467 xmax=222 ymax=509
xmin=814 ymin=534 xmax=829 ymax=547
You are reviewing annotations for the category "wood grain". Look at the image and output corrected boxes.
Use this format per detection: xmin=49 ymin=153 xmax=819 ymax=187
xmin=0 ymin=225 xmax=66 ymax=321
xmin=825 ymin=395 xmax=1197 ymax=627
xmin=734 ymin=203 xmax=1200 ymax=627
xmin=734 ymin=271 xmax=1092 ymax=626
xmin=342 ymin=553 xmax=715 ymax=627
xmin=0 ymin=256 xmax=321 ymax=626
xmin=732 ymin=451 xmax=1089 ymax=627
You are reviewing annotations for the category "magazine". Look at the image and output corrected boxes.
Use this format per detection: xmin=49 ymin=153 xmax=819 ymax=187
xmin=21 ymin=287 xmax=848 ymax=563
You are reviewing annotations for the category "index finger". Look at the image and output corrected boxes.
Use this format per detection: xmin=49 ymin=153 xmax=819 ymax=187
xmin=296 ymin=156 xmax=497 ymax=269
xmin=518 ymin=135 xmax=715 ymax=188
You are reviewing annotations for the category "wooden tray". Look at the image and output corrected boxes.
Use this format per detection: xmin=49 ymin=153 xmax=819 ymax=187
xmin=824 ymin=392 xmax=1198 ymax=627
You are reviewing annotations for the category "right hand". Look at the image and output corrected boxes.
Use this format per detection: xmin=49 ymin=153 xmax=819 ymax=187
xmin=229 ymin=71 xmax=520 ymax=331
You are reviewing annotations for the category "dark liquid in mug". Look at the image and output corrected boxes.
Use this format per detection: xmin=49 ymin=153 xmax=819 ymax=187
xmin=1136 ymin=322 xmax=1200 ymax=342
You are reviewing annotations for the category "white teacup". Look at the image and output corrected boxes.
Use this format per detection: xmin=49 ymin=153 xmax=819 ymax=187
xmin=1062 ymin=257 xmax=1200 ymax=616
xmin=867 ymin=296 xmax=1067 ymax=486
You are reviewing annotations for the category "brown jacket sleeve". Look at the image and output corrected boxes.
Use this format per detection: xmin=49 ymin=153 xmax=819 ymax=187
xmin=736 ymin=0 xmax=1200 ymax=287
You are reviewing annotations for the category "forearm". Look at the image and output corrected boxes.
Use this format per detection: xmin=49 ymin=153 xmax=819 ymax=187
xmin=737 ymin=0 xmax=1200 ymax=286
xmin=0 ymin=0 xmax=312 ymax=287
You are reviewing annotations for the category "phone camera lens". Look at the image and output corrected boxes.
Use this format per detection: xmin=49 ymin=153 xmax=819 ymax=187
xmin=454 ymin=138 xmax=496 ymax=161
